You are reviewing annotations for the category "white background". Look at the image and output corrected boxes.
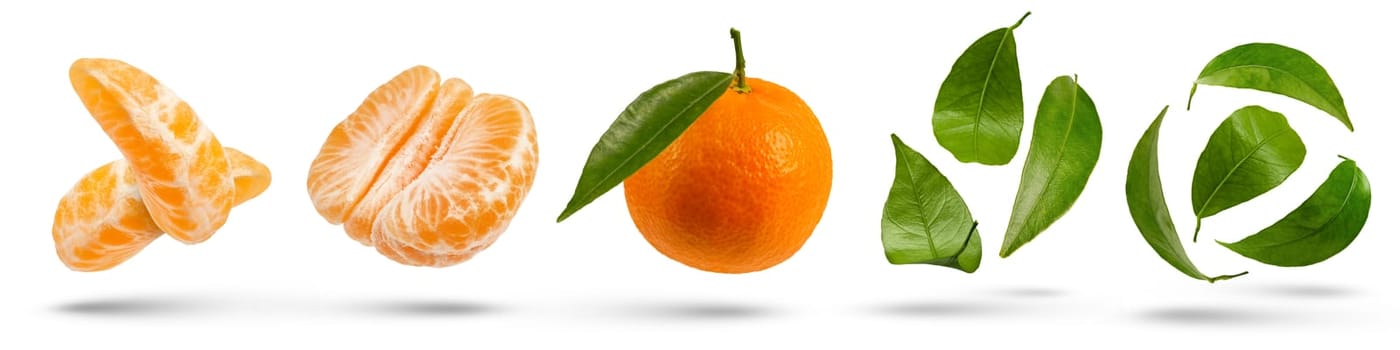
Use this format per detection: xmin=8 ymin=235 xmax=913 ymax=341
xmin=1 ymin=0 xmax=1393 ymax=348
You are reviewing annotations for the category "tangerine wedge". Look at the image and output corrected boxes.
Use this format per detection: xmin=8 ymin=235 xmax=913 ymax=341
xmin=308 ymin=66 xmax=538 ymax=267
xmin=344 ymin=78 xmax=473 ymax=245
xmin=69 ymin=58 xmax=235 ymax=244
xmin=52 ymin=149 xmax=271 ymax=272
xmin=307 ymin=66 xmax=440 ymax=240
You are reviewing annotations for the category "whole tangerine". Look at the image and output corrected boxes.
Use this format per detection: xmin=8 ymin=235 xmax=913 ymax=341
xmin=623 ymin=29 xmax=832 ymax=273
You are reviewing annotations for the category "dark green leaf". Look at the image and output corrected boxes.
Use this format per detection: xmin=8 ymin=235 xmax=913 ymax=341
xmin=1191 ymin=105 xmax=1306 ymax=241
xmin=1001 ymin=76 xmax=1102 ymax=257
xmin=1219 ymin=157 xmax=1371 ymax=267
xmin=932 ymin=12 xmax=1030 ymax=165
xmin=882 ymin=134 xmax=982 ymax=273
xmin=1188 ymin=43 xmax=1352 ymax=131
xmin=1126 ymin=106 xmax=1246 ymax=283
xmin=557 ymin=71 xmax=733 ymax=222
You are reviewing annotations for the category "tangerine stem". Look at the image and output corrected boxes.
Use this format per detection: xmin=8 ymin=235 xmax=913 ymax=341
xmin=730 ymin=27 xmax=750 ymax=93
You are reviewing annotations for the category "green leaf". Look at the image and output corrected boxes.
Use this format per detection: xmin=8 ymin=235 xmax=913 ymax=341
xmin=1126 ymin=106 xmax=1246 ymax=283
xmin=1188 ymin=43 xmax=1352 ymax=131
xmin=1001 ymin=75 xmax=1102 ymax=257
xmin=1190 ymin=105 xmax=1306 ymax=241
xmin=1219 ymin=157 xmax=1371 ymax=267
xmin=932 ymin=12 xmax=1030 ymax=165
xmin=557 ymin=71 xmax=734 ymax=222
xmin=882 ymin=134 xmax=982 ymax=273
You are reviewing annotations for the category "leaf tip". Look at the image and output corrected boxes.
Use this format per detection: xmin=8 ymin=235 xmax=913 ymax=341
xmin=557 ymin=198 xmax=587 ymax=222
xmin=1213 ymin=239 xmax=1239 ymax=253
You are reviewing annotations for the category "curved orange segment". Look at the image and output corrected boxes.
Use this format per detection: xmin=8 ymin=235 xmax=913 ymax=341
xmin=68 ymin=58 xmax=234 ymax=244
xmin=371 ymin=94 xmax=539 ymax=267
xmin=306 ymin=66 xmax=440 ymax=244
xmin=226 ymin=148 xmax=272 ymax=206
xmin=344 ymin=78 xmax=474 ymax=244
xmin=51 ymin=161 xmax=161 ymax=272
xmin=53 ymin=149 xmax=272 ymax=272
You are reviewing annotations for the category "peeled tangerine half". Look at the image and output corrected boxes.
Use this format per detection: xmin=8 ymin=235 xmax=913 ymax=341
xmin=53 ymin=149 xmax=271 ymax=271
xmin=307 ymin=66 xmax=539 ymax=267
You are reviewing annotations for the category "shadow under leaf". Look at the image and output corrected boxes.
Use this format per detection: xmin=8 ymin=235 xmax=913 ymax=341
xmin=991 ymin=287 xmax=1065 ymax=299
xmin=1253 ymin=284 xmax=1359 ymax=299
xmin=1138 ymin=307 xmax=1284 ymax=326
xmin=872 ymin=301 xmax=1005 ymax=318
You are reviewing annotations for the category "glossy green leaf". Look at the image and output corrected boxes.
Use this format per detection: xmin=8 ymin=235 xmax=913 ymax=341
xmin=1001 ymin=76 xmax=1102 ymax=257
xmin=932 ymin=12 xmax=1030 ymax=165
xmin=1191 ymin=105 xmax=1306 ymax=241
xmin=557 ymin=71 xmax=733 ymax=222
xmin=1219 ymin=157 xmax=1371 ymax=267
xmin=1188 ymin=43 xmax=1352 ymax=131
xmin=1126 ymin=106 xmax=1246 ymax=283
xmin=882 ymin=134 xmax=982 ymax=273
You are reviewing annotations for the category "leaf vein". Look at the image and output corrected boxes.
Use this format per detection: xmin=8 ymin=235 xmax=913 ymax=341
xmin=1197 ymin=126 xmax=1293 ymax=217
xmin=897 ymin=145 xmax=945 ymax=257
xmin=1244 ymin=167 xmax=1358 ymax=249
xmin=1206 ymin=64 xmax=1338 ymax=113
xmin=970 ymin=28 xmax=1015 ymax=161
xmin=576 ymin=75 xmax=731 ymax=202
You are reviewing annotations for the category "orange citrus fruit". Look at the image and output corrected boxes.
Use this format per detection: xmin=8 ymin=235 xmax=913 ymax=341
xmin=69 ymin=58 xmax=235 ymax=244
xmin=52 ymin=148 xmax=271 ymax=272
xmin=307 ymin=66 xmax=539 ymax=267
xmin=623 ymin=77 xmax=833 ymax=273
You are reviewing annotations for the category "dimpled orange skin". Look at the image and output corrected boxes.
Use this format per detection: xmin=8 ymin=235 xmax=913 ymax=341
xmin=623 ymin=77 xmax=832 ymax=274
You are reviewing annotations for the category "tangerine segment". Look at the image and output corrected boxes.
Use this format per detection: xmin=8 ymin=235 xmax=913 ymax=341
xmin=307 ymin=66 xmax=440 ymax=243
xmin=372 ymin=94 xmax=539 ymax=267
xmin=623 ymin=78 xmax=832 ymax=274
xmin=69 ymin=58 xmax=234 ymax=244
xmin=226 ymin=148 xmax=273 ymax=206
xmin=53 ymin=149 xmax=272 ymax=272
xmin=51 ymin=161 xmax=160 ymax=272
xmin=343 ymin=78 xmax=474 ymax=244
